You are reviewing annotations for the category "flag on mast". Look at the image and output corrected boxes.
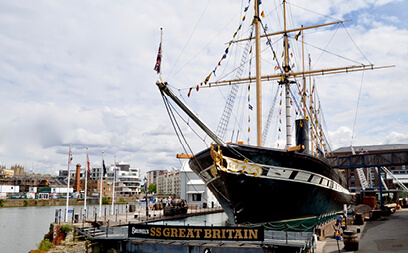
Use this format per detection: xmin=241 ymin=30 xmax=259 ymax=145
xmin=102 ymin=158 xmax=107 ymax=177
xmin=87 ymin=151 xmax=91 ymax=175
xmin=68 ymin=147 xmax=73 ymax=168
xmin=154 ymin=42 xmax=162 ymax=74
xmin=154 ymin=28 xmax=163 ymax=77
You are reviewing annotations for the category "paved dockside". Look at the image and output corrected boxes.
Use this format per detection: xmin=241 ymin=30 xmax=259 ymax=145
xmin=317 ymin=208 xmax=408 ymax=253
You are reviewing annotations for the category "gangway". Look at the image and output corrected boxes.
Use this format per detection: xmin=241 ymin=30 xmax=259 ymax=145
xmin=327 ymin=150 xmax=408 ymax=169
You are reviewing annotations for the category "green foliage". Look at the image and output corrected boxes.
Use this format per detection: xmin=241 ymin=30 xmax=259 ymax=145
xmin=60 ymin=224 xmax=72 ymax=235
xmin=0 ymin=199 xmax=4 ymax=207
xmin=102 ymin=197 xmax=110 ymax=204
xmin=23 ymin=199 xmax=29 ymax=207
xmin=148 ymin=184 xmax=157 ymax=194
xmin=118 ymin=197 xmax=126 ymax=203
xmin=37 ymin=238 xmax=53 ymax=251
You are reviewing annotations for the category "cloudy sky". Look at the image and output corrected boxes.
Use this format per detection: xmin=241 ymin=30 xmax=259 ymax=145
xmin=0 ymin=0 xmax=407 ymax=176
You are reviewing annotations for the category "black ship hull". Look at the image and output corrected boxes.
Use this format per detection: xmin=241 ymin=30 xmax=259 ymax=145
xmin=189 ymin=143 xmax=351 ymax=224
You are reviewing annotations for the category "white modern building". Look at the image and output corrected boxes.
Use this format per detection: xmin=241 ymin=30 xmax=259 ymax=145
xmin=106 ymin=161 xmax=141 ymax=196
xmin=58 ymin=161 xmax=142 ymax=196
xmin=179 ymin=161 xmax=220 ymax=208
xmin=157 ymin=168 xmax=180 ymax=197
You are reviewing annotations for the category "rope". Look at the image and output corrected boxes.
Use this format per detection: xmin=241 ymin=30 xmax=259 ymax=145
xmin=167 ymin=0 xmax=212 ymax=80
xmin=350 ymin=71 xmax=365 ymax=147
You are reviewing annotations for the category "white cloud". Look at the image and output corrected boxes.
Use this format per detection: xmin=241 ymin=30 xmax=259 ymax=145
xmin=0 ymin=0 xmax=406 ymax=176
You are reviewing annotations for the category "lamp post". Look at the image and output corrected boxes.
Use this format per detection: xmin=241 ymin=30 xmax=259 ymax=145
xmin=144 ymin=177 xmax=149 ymax=220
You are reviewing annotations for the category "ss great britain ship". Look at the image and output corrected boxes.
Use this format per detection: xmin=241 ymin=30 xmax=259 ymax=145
xmin=155 ymin=0 xmax=392 ymax=224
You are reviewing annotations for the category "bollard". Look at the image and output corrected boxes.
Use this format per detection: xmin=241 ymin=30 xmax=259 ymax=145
xmin=354 ymin=213 xmax=364 ymax=225
xmin=343 ymin=230 xmax=359 ymax=251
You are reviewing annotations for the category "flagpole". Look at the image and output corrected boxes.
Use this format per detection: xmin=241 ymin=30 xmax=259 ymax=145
xmin=99 ymin=151 xmax=104 ymax=217
xmin=84 ymin=147 xmax=89 ymax=219
xmin=111 ymin=155 xmax=116 ymax=215
xmin=65 ymin=144 xmax=72 ymax=222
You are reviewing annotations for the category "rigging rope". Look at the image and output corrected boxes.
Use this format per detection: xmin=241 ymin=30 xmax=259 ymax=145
xmin=160 ymin=91 xmax=219 ymax=204
xmin=350 ymin=71 xmax=365 ymax=147
xmin=167 ymin=0 xmax=212 ymax=80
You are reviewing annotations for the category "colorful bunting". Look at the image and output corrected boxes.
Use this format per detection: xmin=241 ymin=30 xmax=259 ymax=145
xmin=191 ymin=0 xmax=253 ymax=95
xmin=204 ymin=72 xmax=212 ymax=84
xmin=294 ymin=31 xmax=301 ymax=40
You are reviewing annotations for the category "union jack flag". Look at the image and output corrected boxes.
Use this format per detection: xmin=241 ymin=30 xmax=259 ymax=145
xmin=154 ymin=43 xmax=162 ymax=74
xmin=68 ymin=146 xmax=73 ymax=165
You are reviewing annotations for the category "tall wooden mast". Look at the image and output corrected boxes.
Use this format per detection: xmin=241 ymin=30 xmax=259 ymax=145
xmin=255 ymin=0 xmax=262 ymax=146
xmin=283 ymin=0 xmax=293 ymax=147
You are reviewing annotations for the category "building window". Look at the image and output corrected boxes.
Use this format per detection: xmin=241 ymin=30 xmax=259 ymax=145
xmin=350 ymin=175 xmax=355 ymax=181
xmin=192 ymin=194 xmax=201 ymax=201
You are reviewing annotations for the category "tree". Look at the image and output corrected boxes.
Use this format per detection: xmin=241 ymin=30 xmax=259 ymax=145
xmin=148 ymin=184 xmax=156 ymax=194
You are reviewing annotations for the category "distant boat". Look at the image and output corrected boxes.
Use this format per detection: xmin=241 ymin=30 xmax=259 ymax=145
xmin=156 ymin=0 xmax=391 ymax=224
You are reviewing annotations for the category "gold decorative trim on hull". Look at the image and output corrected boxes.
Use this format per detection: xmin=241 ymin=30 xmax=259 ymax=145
xmin=211 ymin=145 xmax=263 ymax=177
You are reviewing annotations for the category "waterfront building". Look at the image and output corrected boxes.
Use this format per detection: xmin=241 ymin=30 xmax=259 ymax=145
xmin=0 ymin=168 xmax=14 ymax=178
xmin=157 ymin=168 xmax=180 ymax=197
xmin=88 ymin=162 xmax=141 ymax=196
xmin=0 ymin=165 xmax=24 ymax=178
xmin=86 ymin=178 xmax=113 ymax=197
xmin=106 ymin=162 xmax=142 ymax=196
xmin=0 ymin=185 xmax=19 ymax=198
xmin=58 ymin=166 xmax=84 ymax=185
xmin=332 ymin=144 xmax=408 ymax=192
xmin=146 ymin=170 xmax=165 ymax=187
xmin=179 ymin=161 xmax=220 ymax=208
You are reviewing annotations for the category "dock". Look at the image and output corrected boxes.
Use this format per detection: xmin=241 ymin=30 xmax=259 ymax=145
xmin=317 ymin=208 xmax=408 ymax=252
xmin=72 ymin=206 xmax=318 ymax=252
xmin=65 ymin=206 xmax=408 ymax=252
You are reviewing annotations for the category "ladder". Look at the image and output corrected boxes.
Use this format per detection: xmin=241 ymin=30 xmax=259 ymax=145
xmin=216 ymin=26 xmax=254 ymax=141
xmin=351 ymin=146 xmax=370 ymax=190
xmin=262 ymin=85 xmax=279 ymax=146
xmin=356 ymin=168 xmax=370 ymax=190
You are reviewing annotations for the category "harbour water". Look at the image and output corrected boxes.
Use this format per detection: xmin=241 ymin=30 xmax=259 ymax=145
xmin=0 ymin=204 xmax=227 ymax=253
xmin=0 ymin=205 xmax=59 ymax=253
xmin=0 ymin=204 xmax=131 ymax=253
